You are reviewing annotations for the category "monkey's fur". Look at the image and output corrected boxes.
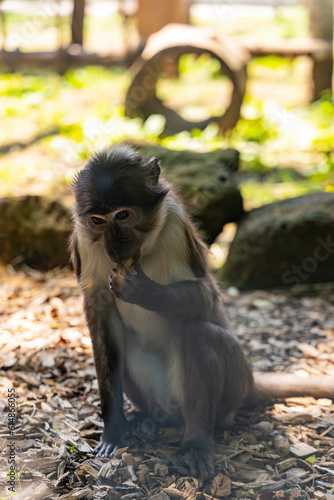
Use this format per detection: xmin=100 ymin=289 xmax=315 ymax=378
xmin=70 ymin=145 xmax=334 ymax=479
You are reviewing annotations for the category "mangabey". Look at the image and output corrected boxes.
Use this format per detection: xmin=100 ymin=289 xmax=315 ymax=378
xmin=70 ymin=144 xmax=334 ymax=479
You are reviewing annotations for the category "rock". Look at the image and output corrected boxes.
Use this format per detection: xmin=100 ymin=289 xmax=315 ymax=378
xmin=0 ymin=195 xmax=71 ymax=270
xmin=134 ymin=143 xmax=243 ymax=243
xmin=154 ymin=463 xmax=169 ymax=477
xmin=0 ymin=146 xmax=242 ymax=268
xmin=226 ymin=286 xmax=240 ymax=297
xmin=220 ymin=192 xmax=334 ymax=289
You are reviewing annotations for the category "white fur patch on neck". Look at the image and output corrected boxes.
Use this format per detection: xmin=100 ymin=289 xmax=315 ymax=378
xmin=76 ymin=229 xmax=112 ymax=292
xmin=141 ymin=194 xmax=195 ymax=285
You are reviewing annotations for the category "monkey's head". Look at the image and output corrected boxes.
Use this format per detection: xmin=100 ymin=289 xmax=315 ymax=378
xmin=73 ymin=145 xmax=170 ymax=265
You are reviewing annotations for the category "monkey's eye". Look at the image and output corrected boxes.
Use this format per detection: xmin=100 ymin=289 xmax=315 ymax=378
xmin=115 ymin=210 xmax=130 ymax=221
xmin=91 ymin=216 xmax=107 ymax=225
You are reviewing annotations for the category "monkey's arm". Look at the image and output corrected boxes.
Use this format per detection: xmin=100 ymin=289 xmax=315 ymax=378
xmin=70 ymin=234 xmax=130 ymax=456
xmin=84 ymin=296 xmax=131 ymax=457
xmin=109 ymin=265 xmax=216 ymax=320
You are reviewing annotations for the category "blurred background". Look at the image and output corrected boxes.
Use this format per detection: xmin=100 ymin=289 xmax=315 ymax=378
xmin=0 ymin=0 xmax=333 ymax=284
xmin=1 ymin=4 xmax=334 ymax=499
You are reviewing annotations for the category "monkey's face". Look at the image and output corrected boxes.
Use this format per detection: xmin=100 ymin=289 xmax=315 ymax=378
xmin=83 ymin=206 xmax=149 ymax=265
xmin=73 ymin=145 xmax=170 ymax=265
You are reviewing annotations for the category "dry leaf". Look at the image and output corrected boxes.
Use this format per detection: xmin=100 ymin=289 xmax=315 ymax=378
xmin=210 ymin=473 xmax=232 ymax=498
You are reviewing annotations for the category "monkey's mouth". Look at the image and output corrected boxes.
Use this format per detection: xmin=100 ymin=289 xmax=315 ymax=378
xmin=121 ymin=257 xmax=135 ymax=269
xmin=107 ymin=249 xmax=139 ymax=267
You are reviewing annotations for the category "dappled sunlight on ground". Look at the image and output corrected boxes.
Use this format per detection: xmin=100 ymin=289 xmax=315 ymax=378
xmin=1 ymin=268 xmax=334 ymax=497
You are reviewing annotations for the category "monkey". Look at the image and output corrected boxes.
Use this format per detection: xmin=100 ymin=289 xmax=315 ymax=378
xmin=70 ymin=144 xmax=334 ymax=480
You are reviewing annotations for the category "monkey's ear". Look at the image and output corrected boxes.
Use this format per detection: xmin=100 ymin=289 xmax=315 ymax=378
xmin=148 ymin=158 xmax=161 ymax=186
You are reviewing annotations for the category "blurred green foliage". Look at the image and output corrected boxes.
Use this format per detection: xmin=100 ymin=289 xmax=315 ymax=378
xmin=0 ymin=52 xmax=333 ymax=206
xmin=178 ymin=53 xmax=221 ymax=80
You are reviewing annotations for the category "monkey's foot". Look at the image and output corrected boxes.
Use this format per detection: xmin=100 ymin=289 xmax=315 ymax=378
xmin=127 ymin=411 xmax=159 ymax=443
xmin=94 ymin=434 xmax=139 ymax=457
xmin=94 ymin=423 xmax=135 ymax=457
xmin=94 ymin=440 xmax=120 ymax=458
xmin=164 ymin=449 xmax=215 ymax=480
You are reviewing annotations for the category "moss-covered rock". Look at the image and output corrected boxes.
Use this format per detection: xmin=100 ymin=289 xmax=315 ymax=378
xmin=220 ymin=192 xmax=334 ymax=290
xmin=0 ymin=146 xmax=243 ymax=269
xmin=135 ymin=144 xmax=244 ymax=243
xmin=0 ymin=196 xmax=71 ymax=270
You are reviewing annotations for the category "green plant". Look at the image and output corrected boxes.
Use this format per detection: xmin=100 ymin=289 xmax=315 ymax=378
xmin=306 ymin=456 xmax=316 ymax=489
xmin=15 ymin=470 xmax=25 ymax=494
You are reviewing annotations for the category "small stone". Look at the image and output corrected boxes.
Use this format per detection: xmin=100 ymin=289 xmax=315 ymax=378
xmin=252 ymin=421 xmax=274 ymax=436
xmin=252 ymin=298 xmax=272 ymax=309
xmin=226 ymin=286 xmax=240 ymax=297
xmin=154 ymin=462 xmax=169 ymax=477
xmin=274 ymin=435 xmax=290 ymax=457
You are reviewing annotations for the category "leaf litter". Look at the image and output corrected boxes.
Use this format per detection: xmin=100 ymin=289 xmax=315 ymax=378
xmin=0 ymin=268 xmax=334 ymax=499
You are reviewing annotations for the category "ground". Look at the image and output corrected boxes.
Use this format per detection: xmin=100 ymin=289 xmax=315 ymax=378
xmin=1 ymin=267 xmax=334 ymax=499
xmin=0 ymin=3 xmax=334 ymax=499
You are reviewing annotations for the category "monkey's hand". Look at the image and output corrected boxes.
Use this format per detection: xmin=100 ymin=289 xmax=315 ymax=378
xmin=109 ymin=265 xmax=214 ymax=319
xmin=109 ymin=265 xmax=156 ymax=306
xmin=163 ymin=449 xmax=215 ymax=480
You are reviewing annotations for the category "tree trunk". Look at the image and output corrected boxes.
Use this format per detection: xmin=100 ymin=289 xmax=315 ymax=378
xmin=307 ymin=0 xmax=333 ymax=40
xmin=138 ymin=0 xmax=190 ymax=40
xmin=305 ymin=0 xmax=333 ymax=99
xmin=71 ymin=0 xmax=85 ymax=46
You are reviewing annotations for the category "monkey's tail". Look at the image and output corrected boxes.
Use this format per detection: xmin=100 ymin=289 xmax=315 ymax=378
xmin=244 ymin=372 xmax=334 ymax=406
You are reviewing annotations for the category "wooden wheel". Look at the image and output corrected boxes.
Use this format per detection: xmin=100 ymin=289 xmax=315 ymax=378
xmin=125 ymin=24 xmax=249 ymax=136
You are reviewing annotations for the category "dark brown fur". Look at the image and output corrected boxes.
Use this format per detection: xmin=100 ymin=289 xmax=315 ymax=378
xmin=71 ymin=144 xmax=334 ymax=479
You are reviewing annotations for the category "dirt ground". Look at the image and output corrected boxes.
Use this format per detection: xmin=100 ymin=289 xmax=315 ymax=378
xmin=0 ymin=267 xmax=334 ymax=499
xmin=0 ymin=2 xmax=333 ymax=498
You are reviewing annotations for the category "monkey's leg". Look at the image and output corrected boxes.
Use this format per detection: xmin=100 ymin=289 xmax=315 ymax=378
xmin=164 ymin=320 xmax=224 ymax=479
xmin=166 ymin=320 xmax=252 ymax=479
xmin=85 ymin=298 xmax=130 ymax=457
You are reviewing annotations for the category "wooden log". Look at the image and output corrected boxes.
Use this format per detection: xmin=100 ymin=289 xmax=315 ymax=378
xmin=241 ymin=37 xmax=332 ymax=59
xmin=0 ymin=47 xmax=128 ymax=72
xmin=240 ymin=37 xmax=332 ymax=101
